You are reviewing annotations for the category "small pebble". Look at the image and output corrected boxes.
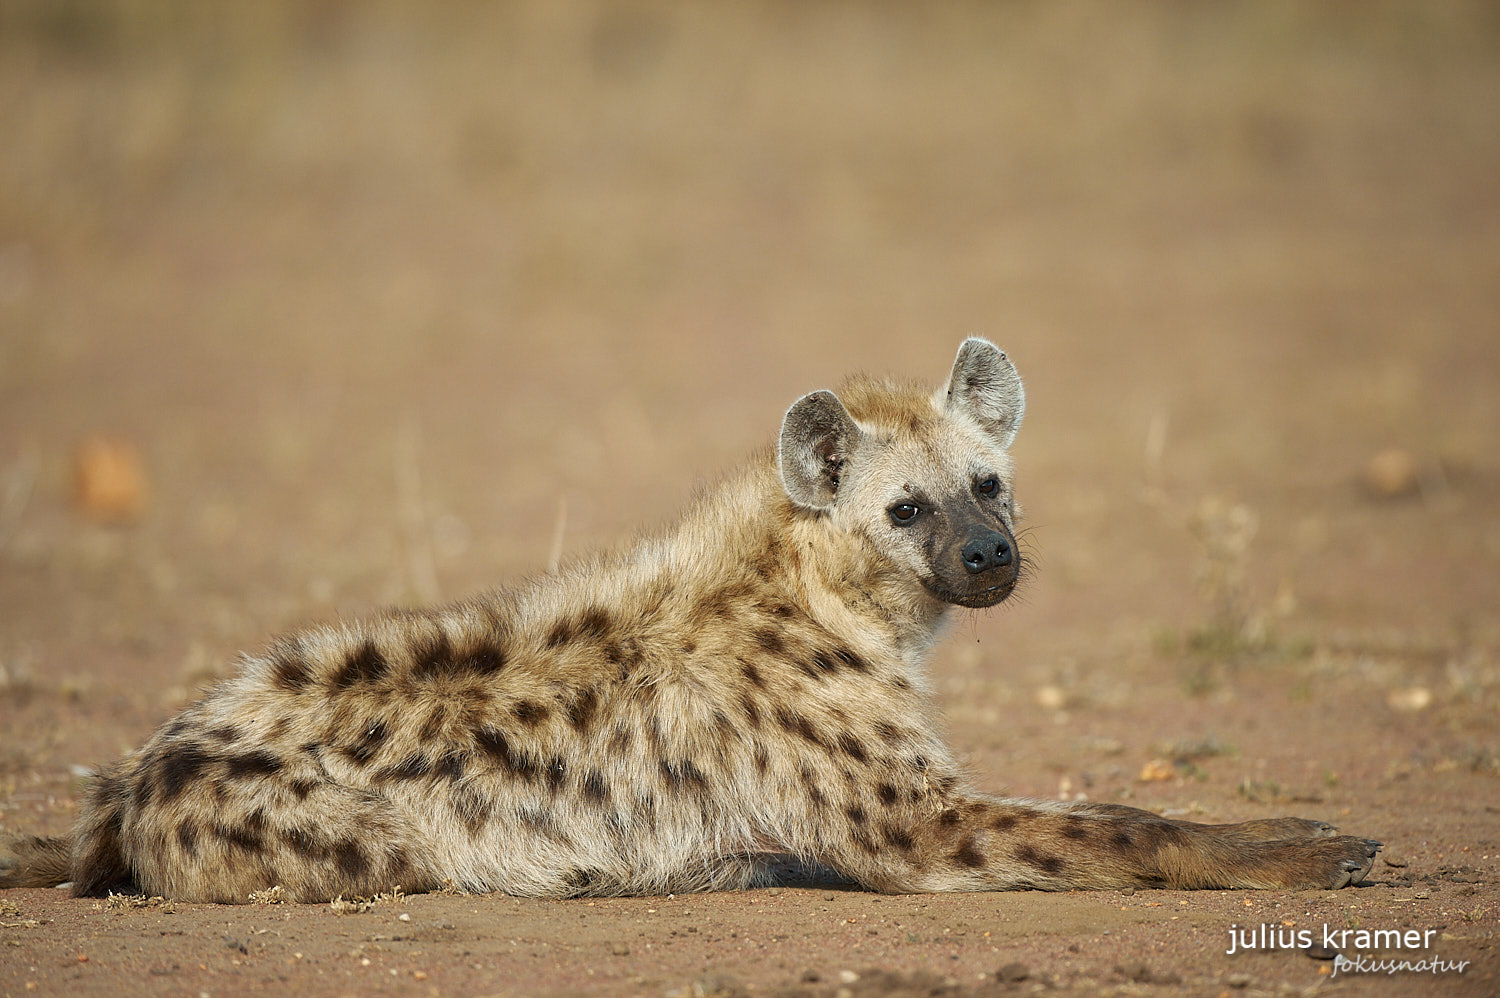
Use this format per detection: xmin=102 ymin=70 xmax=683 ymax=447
xmin=1364 ymin=448 xmax=1419 ymax=498
xmin=995 ymin=962 xmax=1029 ymax=982
xmin=1304 ymin=944 xmax=1338 ymax=960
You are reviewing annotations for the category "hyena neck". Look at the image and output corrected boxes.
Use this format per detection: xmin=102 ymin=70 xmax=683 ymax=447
xmin=643 ymin=451 xmax=952 ymax=667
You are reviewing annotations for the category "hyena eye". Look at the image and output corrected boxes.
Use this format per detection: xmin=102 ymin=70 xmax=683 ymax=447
xmin=976 ymin=477 xmax=1000 ymax=497
xmin=888 ymin=503 xmax=920 ymax=525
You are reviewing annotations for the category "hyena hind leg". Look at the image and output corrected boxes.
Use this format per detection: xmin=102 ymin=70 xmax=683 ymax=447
xmin=1078 ymin=804 xmax=1342 ymax=843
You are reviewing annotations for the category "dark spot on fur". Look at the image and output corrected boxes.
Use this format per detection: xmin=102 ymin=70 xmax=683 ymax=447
xmin=798 ymin=763 xmax=827 ymax=808
xmin=206 ymin=726 xmax=240 ymax=744
xmin=216 ymin=820 xmax=264 ymax=854
xmin=754 ymin=627 xmax=784 ymax=654
xmin=952 ymin=835 xmax=987 ymax=868
xmin=566 ymin=688 xmax=599 ymax=732
xmin=545 ymin=618 xmax=574 ymax=648
xmin=467 ymin=639 xmax=507 ymax=674
xmin=738 ymin=692 xmax=762 ymax=729
xmin=331 ymin=640 xmax=388 ymax=690
xmin=938 ymin=808 xmax=962 ymax=826
xmin=382 ymin=754 xmax=435 ymax=781
xmin=886 ymin=825 xmax=916 ymax=852
xmin=877 ymin=783 xmax=900 ymax=807
xmin=333 ymin=838 xmax=366 ymax=877
xmin=659 ymin=758 xmax=708 ymax=793
xmin=608 ymin=726 xmax=633 ymax=753
xmin=834 ymin=646 xmax=871 ymax=672
xmin=1062 ymin=818 xmax=1090 ymax=841
xmin=578 ymin=606 xmax=613 ymax=641
xmin=176 ymin=820 xmax=199 ymax=854
xmin=546 ymin=757 xmax=568 ymax=793
xmin=580 ymin=770 xmax=610 ymax=803
xmin=992 ymin=813 xmax=1018 ymax=832
xmin=837 ymin=733 xmax=869 ymax=763
xmin=131 ymin=767 xmax=155 ymax=809
xmin=513 ymin=699 xmax=550 ymax=727
xmin=1015 ymin=843 xmax=1063 ymax=875
xmin=346 ymin=719 xmax=388 ymax=765
xmin=776 ymin=708 xmax=825 ymax=748
xmin=1111 ymin=830 xmax=1135 ymax=849
xmin=437 ymin=752 xmax=466 ymax=780
xmin=450 ymin=786 xmax=490 ymax=836
xmin=224 ymin=751 xmax=283 ymax=780
xmin=753 ymin=745 xmax=770 ymax=775
xmin=269 ymin=645 xmax=312 ymax=692
xmin=288 ymin=778 xmax=319 ymax=800
xmin=845 ymin=805 xmax=867 ymax=826
xmin=740 ymin=660 xmax=766 ymax=688
xmin=890 ymin=676 xmax=911 ymax=691
xmin=157 ymin=744 xmax=210 ymax=802
xmin=875 ymin=722 xmax=902 ymax=744
xmin=419 ymin=706 xmax=449 ymax=742
xmin=281 ymin=827 xmax=326 ymax=861
xmin=475 ymin=727 xmax=541 ymax=781
xmin=411 ymin=631 xmax=455 ymax=680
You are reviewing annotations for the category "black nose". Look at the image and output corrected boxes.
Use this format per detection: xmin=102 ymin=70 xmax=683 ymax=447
xmin=961 ymin=529 xmax=1013 ymax=575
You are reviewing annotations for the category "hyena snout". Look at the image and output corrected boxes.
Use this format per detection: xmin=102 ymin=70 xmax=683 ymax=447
xmin=960 ymin=527 xmax=1013 ymax=575
xmin=930 ymin=521 xmax=1020 ymax=608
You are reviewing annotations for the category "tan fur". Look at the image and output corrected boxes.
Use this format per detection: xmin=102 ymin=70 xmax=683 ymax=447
xmin=0 ymin=340 xmax=1378 ymax=903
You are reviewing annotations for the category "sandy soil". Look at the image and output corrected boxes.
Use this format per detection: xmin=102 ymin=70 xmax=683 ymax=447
xmin=1 ymin=2 xmax=1497 ymax=995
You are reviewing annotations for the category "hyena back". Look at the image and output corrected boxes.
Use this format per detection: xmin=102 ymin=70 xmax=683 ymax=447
xmin=0 ymin=339 xmax=1379 ymax=903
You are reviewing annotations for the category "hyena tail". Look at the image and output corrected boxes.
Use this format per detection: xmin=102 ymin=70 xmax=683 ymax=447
xmin=0 ymin=766 xmax=138 ymax=895
xmin=0 ymin=833 xmax=73 ymax=889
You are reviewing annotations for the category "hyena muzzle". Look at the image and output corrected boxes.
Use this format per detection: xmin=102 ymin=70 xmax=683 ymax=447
xmin=0 ymin=338 xmax=1379 ymax=903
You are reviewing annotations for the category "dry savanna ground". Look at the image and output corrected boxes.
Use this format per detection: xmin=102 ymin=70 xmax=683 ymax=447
xmin=0 ymin=2 xmax=1497 ymax=996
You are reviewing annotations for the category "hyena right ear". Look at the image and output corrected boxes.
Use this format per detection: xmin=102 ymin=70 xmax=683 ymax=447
xmin=778 ymin=389 xmax=864 ymax=510
xmin=943 ymin=337 xmax=1025 ymax=449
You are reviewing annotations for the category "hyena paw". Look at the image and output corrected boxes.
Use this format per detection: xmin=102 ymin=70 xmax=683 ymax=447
xmin=1317 ymin=836 xmax=1382 ymax=889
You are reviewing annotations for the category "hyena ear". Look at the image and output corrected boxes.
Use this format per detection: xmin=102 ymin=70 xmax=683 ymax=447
xmin=778 ymin=389 xmax=864 ymax=510
xmin=942 ymin=337 xmax=1025 ymax=449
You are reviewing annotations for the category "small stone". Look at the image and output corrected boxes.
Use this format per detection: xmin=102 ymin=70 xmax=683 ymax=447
xmin=1364 ymin=448 xmax=1419 ymax=499
xmin=1383 ymin=855 xmax=1408 ymax=868
xmin=1226 ymin=973 xmax=1251 ymax=988
xmin=1138 ymin=759 xmax=1175 ymax=782
xmin=1386 ymin=687 xmax=1433 ymax=712
xmin=73 ymin=437 xmax=148 ymax=522
xmin=1035 ymin=685 xmax=1067 ymax=710
xmin=838 ymin=970 xmax=859 ymax=984
xmin=995 ymin=962 xmax=1029 ymax=982
xmin=1303 ymin=943 xmax=1338 ymax=960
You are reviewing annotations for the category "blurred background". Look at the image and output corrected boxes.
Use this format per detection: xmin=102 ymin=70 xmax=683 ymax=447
xmin=0 ymin=1 xmax=1497 ymax=786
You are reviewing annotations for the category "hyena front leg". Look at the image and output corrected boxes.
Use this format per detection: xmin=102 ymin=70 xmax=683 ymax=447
xmin=827 ymin=797 xmax=1379 ymax=892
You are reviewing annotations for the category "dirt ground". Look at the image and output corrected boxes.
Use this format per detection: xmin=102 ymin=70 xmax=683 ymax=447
xmin=1 ymin=2 xmax=1497 ymax=995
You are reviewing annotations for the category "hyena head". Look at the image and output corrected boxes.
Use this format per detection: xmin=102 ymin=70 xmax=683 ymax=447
xmin=778 ymin=337 xmax=1026 ymax=609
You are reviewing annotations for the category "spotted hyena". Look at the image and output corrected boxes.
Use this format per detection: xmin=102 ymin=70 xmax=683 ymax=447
xmin=0 ymin=339 xmax=1379 ymax=903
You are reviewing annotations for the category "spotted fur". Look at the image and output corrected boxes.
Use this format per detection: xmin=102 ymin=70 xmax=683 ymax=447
xmin=0 ymin=339 xmax=1378 ymax=902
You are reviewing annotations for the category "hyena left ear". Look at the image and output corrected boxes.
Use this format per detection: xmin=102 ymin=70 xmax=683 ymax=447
xmin=779 ymin=389 xmax=865 ymax=510
xmin=943 ymin=337 xmax=1025 ymax=449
